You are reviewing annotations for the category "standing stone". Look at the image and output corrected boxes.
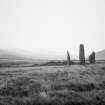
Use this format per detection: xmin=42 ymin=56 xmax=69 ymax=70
xmin=89 ymin=51 xmax=95 ymax=64
xmin=79 ymin=44 xmax=85 ymax=64
xmin=67 ymin=51 xmax=71 ymax=65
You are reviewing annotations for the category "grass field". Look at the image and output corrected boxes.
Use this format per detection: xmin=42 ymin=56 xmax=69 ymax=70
xmin=0 ymin=62 xmax=105 ymax=105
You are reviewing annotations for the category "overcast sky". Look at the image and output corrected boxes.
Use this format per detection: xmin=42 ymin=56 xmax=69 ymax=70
xmin=0 ymin=0 xmax=105 ymax=58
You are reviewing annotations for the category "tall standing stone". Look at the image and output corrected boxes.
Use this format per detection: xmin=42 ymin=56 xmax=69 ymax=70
xmin=89 ymin=51 xmax=95 ymax=64
xmin=67 ymin=51 xmax=71 ymax=65
xmin=79 ymin=44 xmax=85 ymax=64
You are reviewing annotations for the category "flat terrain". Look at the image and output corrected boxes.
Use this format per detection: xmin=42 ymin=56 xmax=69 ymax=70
xmin=0 ymin=63 xmax=105 ymax=105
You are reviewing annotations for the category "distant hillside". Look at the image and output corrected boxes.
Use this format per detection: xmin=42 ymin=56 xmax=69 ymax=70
xmin=0 ymin=49 xmax=26 ymax=60
xmin=96 ymin=49 xmax=105 ymax=60
xmin=0 ymin=49 xmax=49 ymax=64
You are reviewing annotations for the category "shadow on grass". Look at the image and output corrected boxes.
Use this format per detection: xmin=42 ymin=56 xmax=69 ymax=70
xmin=0 ymin=96 xmax=105 ymax=105
xmin=51 ymin=83 xmax=95 ymax=92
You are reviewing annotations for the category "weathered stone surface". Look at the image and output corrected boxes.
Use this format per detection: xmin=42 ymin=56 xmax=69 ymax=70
xmin=79 ymin=44 xmax=85 ymax=64
xmin=89 ymin=52 xmax=95 ymax=64
xmin=67 ymin=51 xmax=71 ymax=65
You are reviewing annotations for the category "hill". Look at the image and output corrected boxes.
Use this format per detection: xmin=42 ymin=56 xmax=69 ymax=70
xmin=96 ymin=49 xmax=105 ymax=60
xmin=0 ymin=49 xmax=26 ymax=60
xmin=0 ymin=49 xmax=49 ymax=67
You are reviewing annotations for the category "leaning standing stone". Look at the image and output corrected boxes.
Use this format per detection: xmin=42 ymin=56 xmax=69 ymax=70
xmin=89 ymin=51 xmax=95 ymax=64
xmin=67 ymin=51 xmax=71 ymax=65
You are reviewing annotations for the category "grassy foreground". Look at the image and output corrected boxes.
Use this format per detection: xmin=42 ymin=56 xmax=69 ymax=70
xmin=0 ymin=63 xmax=105 ymax=105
